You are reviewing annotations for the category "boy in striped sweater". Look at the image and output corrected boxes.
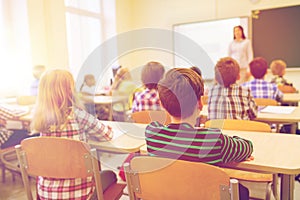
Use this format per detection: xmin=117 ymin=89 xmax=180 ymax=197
xmin=145 ymin=68 xmax=252 ymax=199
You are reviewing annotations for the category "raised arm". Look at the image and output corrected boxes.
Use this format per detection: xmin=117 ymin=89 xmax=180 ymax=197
xmin=75 ymin=108 xmax=113 ymax=141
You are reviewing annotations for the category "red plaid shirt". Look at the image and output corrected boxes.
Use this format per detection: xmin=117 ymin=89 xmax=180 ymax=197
xmin=38 ymin=107 xmax=113 ymax=200
xmin=131 ymin=88 xmax=162 ymax=113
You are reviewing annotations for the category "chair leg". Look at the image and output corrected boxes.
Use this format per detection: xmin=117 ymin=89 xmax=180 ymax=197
xmin=1 ymin=166 xmax=6 ymax=183
xmin=265 ymin=182 xmax=272 ymax=200
xmin=272 ymin=174 xmax=279 ymax=200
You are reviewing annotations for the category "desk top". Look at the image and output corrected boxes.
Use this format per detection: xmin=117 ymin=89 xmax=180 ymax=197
xmin=222 ymin=130 xmax=300 ymax=175
xmin=282 ymin=93 xmax=300 ymax=103
xmin=89 ymin=121 xmax=300 ymax=175
xmin=201 ymin=105 xmax=300 ymax=124
xmin=88 ymin=121 xmax=146 ymax=153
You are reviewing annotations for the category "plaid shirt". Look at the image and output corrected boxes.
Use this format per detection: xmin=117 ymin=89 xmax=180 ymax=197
xmin=131 ymin=88 xmax=162 ymax=113
xmin=242 ymin=79 xmax=283 ymax=101
xmin=208 ymin=84 xmax=257 ymax=120
xmin=38 ymin=107 xmax=113 ymax=200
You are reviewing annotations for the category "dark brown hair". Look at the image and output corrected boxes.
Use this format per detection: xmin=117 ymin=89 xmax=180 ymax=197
xmin=233 ymin=25 xmax=246 ymax=40
xmin=215 ymin=57 xmax=240 ymax=87
xmin=158 ymin=68 xmax=204 ymax=118
xmin=141 ymin=61 xmax=165 ymax=89
xmin=249 ymin=57 xmax=268 ymax=79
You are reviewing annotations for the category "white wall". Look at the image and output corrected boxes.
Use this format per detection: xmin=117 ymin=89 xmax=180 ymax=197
xmin=27 ymin=0 xmax=69 ymax=69
xmin=115 ymin=0 xmax=300 ymax=90
xmin=21 ymin=0 xmax=300 ymax=91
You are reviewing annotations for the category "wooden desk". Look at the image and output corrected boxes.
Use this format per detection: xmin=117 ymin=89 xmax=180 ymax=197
xmin=201 ymin=105 xmax=300 ymax=133
xmin=282 ymin=93 xmax=300 ymax=104
xmin=116 ymin=123 xmax=299 ymax=200
xmin=81 ymin=95 xmax=128 ymax=121
xmin=88 ymin=121 xmax=146 ymax=153
xmin=0 ymin=100 xmax=33 ymax=130
xmin=90 ymin=121 xmax=299 ymax=200
xmin=222 ymin=130 xmax=300 ymax=200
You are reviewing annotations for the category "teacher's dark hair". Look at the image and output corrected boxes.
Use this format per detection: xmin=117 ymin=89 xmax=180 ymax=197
xmin=233 ymin=25 xmax=246 ymax=40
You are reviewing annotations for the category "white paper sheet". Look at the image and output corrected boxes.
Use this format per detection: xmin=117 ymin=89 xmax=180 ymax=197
xmin=112 ymin=129 xmax=127 ymax=140
xmin=259 ymin=106 xmax=296 ymax=114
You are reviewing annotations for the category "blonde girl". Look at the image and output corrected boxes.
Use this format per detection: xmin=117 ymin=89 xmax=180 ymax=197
xmin=31 ymin=69 xmax=116 ymax=200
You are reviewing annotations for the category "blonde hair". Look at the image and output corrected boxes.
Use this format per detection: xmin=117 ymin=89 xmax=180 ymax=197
xmin=31 ymin=69 xmax=82 ymax=132
xmin=270 ymin=59 xmax=287 ymax=76
xmin=111 ymin=67 xmax=132 ymax=90
xmin=215 ymin=57 xmax=240 ymax=87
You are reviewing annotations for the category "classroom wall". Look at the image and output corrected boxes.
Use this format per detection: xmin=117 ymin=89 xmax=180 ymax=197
xmin=27 ymin=0 xmax=69 ymax=69
xmin=115 ymin=0 xmax=300 ymax=90
xmin=21 ymin=0 xmax=300 ymax=91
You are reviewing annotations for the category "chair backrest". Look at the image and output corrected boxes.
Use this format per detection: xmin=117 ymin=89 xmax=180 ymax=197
xmin=124 ymin=156 xmax=239 ymax=200
xmin=254 ymin=98 xmax=278 ymax=106
xmin=15 ymin=137 xmax=104 ymax=200
xmin=130 ymin=110 xmax=171 ymax=125
xmin=278 ymin=85 xmax=297 ymax=93
xmin=205 ymin=119 xmax=271 ymax=132
xmin=201 ymin=95 xmax=208 ymax=105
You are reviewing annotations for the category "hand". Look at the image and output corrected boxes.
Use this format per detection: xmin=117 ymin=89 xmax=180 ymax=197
xmin=246 ymin=156 xmax=254 ymax=161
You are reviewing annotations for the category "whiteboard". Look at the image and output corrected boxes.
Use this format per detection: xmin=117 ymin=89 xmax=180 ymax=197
xmin=173 ymin=17 xmax=249 ymax=80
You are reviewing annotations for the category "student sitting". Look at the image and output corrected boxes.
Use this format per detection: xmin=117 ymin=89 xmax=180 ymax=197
xmin=131 ymin=61 xmax=165 ymax=113
xmin=243 ymin=57 xmax=283 ymax=102
xmin=30 ymin=69 xmax=117 ymax=200
xmin=270 ymin=59 xmax=296 ymax=93
xmin=110 ymin=67 xmax=138 ymax=121
xmin=145 ymin=68 xmax=252 ymax=200
xmin=208 ymin=57 xmax=257 ymax=120
xmin=80 ymin=74 xmax=96 ymax=95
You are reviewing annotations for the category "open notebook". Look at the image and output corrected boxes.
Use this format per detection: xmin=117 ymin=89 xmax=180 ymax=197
xmin=259 ymin=106 xmax=295 ymax=114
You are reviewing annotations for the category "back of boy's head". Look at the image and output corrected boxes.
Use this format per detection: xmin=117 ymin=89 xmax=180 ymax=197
xmin=141 ymin=61 xmax=165 ymax=89
xmin=270 ymin=59 xmax=287 ymax=77
xmin=215 ymin=57 xmax=240 ymax=87
xmin=249 ymin=57 xmax=268 ymax=79
xmin=158 ymin=68 xmax=204 ymax=119
xmin=190 ymin=66 xmax=202 ymax=77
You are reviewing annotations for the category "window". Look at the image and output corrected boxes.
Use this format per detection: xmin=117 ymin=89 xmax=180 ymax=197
xmin=65 ymin=0 xmax=117 ymax=91
xmin=0 ymin=0 xmax=32 ymax=97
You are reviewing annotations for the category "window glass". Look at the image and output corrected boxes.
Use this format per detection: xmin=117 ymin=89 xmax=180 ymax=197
xmin=64 ymin=0 xmax=101 ymax=13
xmin=65 ymin=12 xmax=101 ymax=78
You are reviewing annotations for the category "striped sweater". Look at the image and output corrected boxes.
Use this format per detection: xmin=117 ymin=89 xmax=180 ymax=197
xmin=145 ymin=122 xmax=253 ymax=164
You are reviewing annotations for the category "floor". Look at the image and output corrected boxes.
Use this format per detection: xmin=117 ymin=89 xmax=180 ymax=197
xmin=1 ymin=152 xmax=300 ymax=200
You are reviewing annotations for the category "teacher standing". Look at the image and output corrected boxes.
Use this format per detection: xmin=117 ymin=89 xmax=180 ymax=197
xmin=228 ymin=25 xmax=253 ymax=84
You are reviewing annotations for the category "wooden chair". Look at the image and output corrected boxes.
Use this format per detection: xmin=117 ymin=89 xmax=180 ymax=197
xmin=130 ymin=110 xmax=171 ymax=125
xmin=205 ymin=119 xmax=272 ymax=133
xmin=205 ymin=119 xmax=278 ymax=200
xmin=201 ymin=95 xmax=208 ymax=105
xmin=124 ymin=156 xmax=239 ymax=200
xmin=278 ymin=85 xmax=297 ymax=93
xmin=0 ymin=146 xmax=20 ymax=182
xmin=15 ymin=137 xmax=126 ymax=200
xmin=254 ymin=98 xmax=279 ymax=106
